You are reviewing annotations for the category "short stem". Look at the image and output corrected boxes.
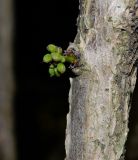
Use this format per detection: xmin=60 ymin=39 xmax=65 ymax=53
xmin=64 ymin=55 xmax=77 ymax=64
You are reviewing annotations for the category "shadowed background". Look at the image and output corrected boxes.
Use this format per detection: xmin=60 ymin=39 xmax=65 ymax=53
xmin=14 ymin=0 xmax=78 ymax=160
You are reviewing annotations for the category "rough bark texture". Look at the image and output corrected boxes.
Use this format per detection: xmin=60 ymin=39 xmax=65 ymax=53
xmin=0 ymin=0 xmax=16 ymax=160
xmin=65 ymin=0 xmax=138 ymax=159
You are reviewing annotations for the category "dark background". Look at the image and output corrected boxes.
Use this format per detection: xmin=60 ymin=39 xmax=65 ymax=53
xmin=14 ymin=0 xmax=138 ymax=160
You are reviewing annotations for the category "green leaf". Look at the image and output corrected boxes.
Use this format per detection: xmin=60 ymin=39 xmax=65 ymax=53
xmin=47 ymin=44 xmax=58 ymax=52
xmin=57 ymin=63 xmax=66 ymax=74
xmin=43 ymin=54 xmax=52 ymax=63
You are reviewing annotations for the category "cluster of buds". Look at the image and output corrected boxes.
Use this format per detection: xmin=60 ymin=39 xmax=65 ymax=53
xmin=43 ymin=44 xmax=80 ymax=77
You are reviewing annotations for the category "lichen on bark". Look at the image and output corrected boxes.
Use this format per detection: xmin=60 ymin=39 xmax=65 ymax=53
xmin=65 ymin=0 xmax=138 ymax=160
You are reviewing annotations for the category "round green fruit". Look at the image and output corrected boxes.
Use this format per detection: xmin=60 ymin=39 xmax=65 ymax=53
xmin=51 ymin=52 xmax=62 ymax=62
xmin=54 ymin=68 xmax=60 ymax=77
xmin=61 ymin=56 xmax=65 ymax=63
xmin=57 ymin=63 xmax=66 ymax=74
xmin=43 ymin=54 xmax=52 ymax=63
xmin=57 ymin=47 xmax=63 ymax=54
xmin=49 ymin=68 xmax=55 ymax=77
xmin=49 ymin=64 xmax=54 ymax=68
xmin=47 ymin=44 xmax=57 ymax=52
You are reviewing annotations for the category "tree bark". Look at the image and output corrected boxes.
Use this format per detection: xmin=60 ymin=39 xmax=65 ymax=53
xmin=0 ymin=0 xmax=16 ymax=160
xmin=65 ymin=0 xmax=138 ymax=159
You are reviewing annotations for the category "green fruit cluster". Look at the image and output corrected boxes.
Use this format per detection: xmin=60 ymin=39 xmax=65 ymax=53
xmin=43 ymin=44 xmax=77 ymax=77
xmin=43 ymin=44 xmax=66 ymax=77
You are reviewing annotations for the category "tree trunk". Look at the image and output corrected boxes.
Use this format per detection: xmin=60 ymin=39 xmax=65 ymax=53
xmin=65 ymin=0 xmax=138 ymax=159
xmin=0 ymin=0 xmax=16 ymax=160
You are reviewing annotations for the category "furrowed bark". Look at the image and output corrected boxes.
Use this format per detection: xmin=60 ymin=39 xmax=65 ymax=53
xmin=0 ymin=0 xmax=16 ymax=160
xmin=65 ymin=0 xmax=138 ymax=160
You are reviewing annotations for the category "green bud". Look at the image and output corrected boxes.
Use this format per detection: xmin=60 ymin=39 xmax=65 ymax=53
xmin=61 ymin=56 xmax=65 ymax=63
xmin=49 ymin=68 xmax=55 ymax=77
xmin=57 ymin=47 xmax=63 ymax=54
xmin=57 ymin=63 xmax=66 ymax=74
xmin=47 ymin=44 xmax=57 ymax=52
xmin=43 ymin=54 xmax=52 ymax=63
xmin=51 ymin=52 xmax=62 ymax=62
xmin=54 ymin=68 xmax=60 ymax=77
